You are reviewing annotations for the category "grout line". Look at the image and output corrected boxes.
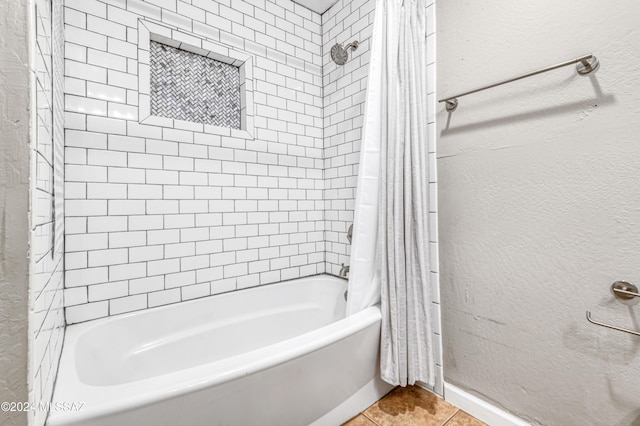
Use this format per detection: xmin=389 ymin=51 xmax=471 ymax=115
xmin=362 ymin=412 xmax=381 ymax=426
xmin=441 ymin=409 xmax=460 ymax=425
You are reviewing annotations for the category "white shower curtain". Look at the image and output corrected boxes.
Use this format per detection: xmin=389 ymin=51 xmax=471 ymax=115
xmin=347 ymin=0 xmax=434 ymax=387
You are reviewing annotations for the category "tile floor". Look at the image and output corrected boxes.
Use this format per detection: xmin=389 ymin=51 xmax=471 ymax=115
xmin=343 ymin=386 xmax=487 ymax=426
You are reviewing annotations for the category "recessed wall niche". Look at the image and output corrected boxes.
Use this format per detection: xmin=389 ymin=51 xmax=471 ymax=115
xmin=138 ymin=20 xmax=254 ymax=139
xmin=150 ymin=41 xmax=241 ymax=129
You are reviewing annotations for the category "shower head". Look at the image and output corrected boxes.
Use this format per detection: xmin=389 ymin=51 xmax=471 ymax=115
xmin=330 ymin=40 xmax=359 ymax=65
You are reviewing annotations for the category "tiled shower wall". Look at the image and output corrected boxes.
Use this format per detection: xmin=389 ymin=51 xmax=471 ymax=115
xmin=322 ymin=0 xmax=442 ymax=392
xmin=321 ymin=0 xmax=373 ymax=275
xmin=31 ymin=0 xmax=66 ymax=424
xmin=61 ymin=0 xmax=440 ymax=382
xmin=63 ymin=0 xmax=325 ymax=323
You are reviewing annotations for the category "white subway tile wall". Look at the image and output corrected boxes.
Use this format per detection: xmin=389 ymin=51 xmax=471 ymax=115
xmin=63 ymin=0 xmax=441 ymax=391
xmin=32 ymin=1 xmax=65 ymax=425
xmin=63 ymin=0 xmax=325 ymax=323
xmin=322 ymin=0 xmax=441 ymax=393
xmin=321 ymin=0 xmax=373 ymax=275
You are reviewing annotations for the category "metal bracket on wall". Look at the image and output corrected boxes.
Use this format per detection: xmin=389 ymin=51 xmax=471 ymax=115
xmin=586 ymin=281 xmax=640 ymax=337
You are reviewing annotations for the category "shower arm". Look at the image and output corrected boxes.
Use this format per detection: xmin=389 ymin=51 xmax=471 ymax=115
xmin=345 ymin=41 xmax=359 ymax=52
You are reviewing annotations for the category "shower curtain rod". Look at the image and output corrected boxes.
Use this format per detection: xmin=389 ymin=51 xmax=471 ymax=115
xmin=438 ymin=53 xmax=600 ymax=112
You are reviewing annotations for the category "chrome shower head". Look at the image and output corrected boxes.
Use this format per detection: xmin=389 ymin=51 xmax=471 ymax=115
xmin=330 ymin=40 xmax=359 ymax=65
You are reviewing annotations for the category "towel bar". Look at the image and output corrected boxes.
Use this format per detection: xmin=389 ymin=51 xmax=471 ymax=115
xmin=439 ymin=54 xmax=600 ymax=112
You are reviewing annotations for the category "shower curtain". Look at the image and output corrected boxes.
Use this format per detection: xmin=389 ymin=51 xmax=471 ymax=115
xmin=347 ymin=0 xmax=434 ymax=387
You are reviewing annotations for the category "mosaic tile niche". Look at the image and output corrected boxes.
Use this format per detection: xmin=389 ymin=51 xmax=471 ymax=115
xmin=150 ymin=41 xmax=241 ymax=129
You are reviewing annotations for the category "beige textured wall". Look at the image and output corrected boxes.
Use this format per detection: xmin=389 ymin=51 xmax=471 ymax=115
xmin=437 ymin=1 xmax=640 ymax=425
xmin=0 ymin=0 xmax=31 ymax=425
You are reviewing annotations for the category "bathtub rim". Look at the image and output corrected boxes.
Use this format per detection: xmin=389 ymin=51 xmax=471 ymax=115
xmin=49 ymin=275 xmax=381 ymax=425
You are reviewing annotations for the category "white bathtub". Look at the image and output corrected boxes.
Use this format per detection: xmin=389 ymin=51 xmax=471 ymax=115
xmin=48 ymin=275 xmax=393 ymax=426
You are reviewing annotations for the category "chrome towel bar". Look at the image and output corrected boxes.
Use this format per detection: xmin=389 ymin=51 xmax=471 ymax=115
xmin=586 ymin=281 xmax=640 ymax=337
xmin=439 ymin=53 xmax=600 ymax=112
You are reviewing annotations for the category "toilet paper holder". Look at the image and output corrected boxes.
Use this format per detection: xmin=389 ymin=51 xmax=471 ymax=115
xmin=586 ymin=281 xmax=640 ymax=337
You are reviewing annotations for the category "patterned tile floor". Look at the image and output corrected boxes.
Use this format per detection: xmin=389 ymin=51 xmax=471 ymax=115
xmin=343 ymin=386 xmax=487 ymax=426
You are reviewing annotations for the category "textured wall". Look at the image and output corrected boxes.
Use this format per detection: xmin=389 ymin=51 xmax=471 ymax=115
xmin=0 ymin=0 xmax=31 ymax=424
xmin=63 ymin=0 xmax=325 ymax=323
xmin=30 ymin=0 xmax=66 ymax=424
xmin=322 ymin=0 xmax=442 ymax=393
xmin=437 ymin=1 xmax=640 ymax=424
